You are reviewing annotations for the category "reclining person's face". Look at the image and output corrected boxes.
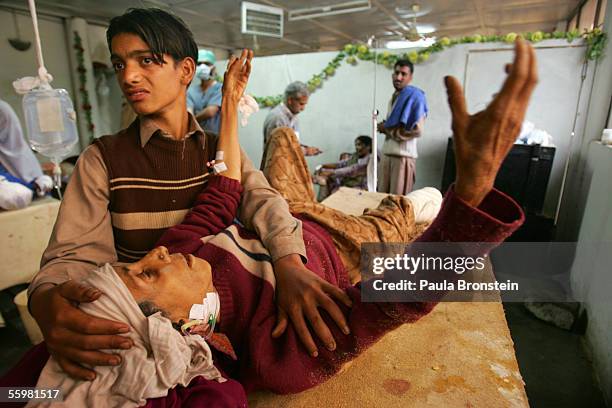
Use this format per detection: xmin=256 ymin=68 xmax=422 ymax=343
xmin=116 ymin=246 xmax=214 ymax=322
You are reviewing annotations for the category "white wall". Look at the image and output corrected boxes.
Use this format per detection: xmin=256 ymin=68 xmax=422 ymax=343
xmin=556 ymin=0 xmax=612 ymax=241
xmin=231 ymin=41 xmax=593 ymax=217
xmin=87 ymin=23 xmax=123 ymax=137
xmin=571 ymin=142 xmax=612 ymax=405
xmin=571 ymin=2 xmax=612 ymax=404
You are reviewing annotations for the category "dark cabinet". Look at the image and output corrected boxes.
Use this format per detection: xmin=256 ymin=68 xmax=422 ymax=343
xmin=441 ymin=137 xmax=555 ymax=214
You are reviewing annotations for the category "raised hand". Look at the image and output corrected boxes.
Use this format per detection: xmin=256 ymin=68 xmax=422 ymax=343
xmin=222 ymin=49 xmax=253 ymax=104
xmin=445 ymin=39 xmax=538 ymax=206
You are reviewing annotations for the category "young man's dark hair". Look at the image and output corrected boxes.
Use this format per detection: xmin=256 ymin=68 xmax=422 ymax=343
xmin=394 ymin=59 xmax=414 ymax=74
xmin=106 ymin=8 xmax=198 ymax=65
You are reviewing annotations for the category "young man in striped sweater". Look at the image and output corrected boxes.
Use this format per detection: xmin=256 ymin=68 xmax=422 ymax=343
xmin=24 ymin=7 xmax=352 ymax=386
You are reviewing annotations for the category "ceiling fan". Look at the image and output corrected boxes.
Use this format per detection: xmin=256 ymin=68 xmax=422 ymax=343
xmin=381 ymin=3 xmax=436 ymax=48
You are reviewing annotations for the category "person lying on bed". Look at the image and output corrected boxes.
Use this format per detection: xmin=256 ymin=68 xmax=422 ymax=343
xmin=150 ymin=39 xmax=536 ymax=396
xmin=10 ymin=38 xmax=536 ymax=406
xmin=70 ymin=39 xmax=537 ymax=395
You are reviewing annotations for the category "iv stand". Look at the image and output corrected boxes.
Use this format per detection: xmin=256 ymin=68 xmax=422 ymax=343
xmin=367 ymin=35 xmax=378 ymax=192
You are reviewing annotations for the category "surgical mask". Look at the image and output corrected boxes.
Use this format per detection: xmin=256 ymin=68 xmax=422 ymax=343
xmin=181 ymin=292 xmax=220 ymax=338
xmin=195 ymin=64 xmax=213 ymax=81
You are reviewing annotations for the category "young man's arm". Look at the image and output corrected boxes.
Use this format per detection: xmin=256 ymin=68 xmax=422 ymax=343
xmin=28 ymin=145 xmax=134 ymax=381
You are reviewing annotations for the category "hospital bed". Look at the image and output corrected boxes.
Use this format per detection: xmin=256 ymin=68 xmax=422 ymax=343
xmin=249 ymin=187 xmax=529 ymax=407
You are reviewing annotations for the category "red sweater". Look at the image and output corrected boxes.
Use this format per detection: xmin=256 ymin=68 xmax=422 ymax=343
xmin=157 ymin=176 xmax=524 ymax=394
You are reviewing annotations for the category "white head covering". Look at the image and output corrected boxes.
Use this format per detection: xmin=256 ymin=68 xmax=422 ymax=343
xmin=0 ymin=99 xmax=44 ymax=182
xmin=29 ymin=264 xmax=224 ymax=408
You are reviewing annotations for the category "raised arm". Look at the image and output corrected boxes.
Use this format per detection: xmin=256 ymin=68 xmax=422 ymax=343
xmin=215 ymin=49 xmax=252 ymax=181
xmin=159 ymin=50 xmax=253 ymax=252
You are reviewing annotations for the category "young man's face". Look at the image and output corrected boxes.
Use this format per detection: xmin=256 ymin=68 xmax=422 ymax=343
xmin=392 ymin=65 xmax=413 ymax=91
xmin=286 ymin=95 xmax=309 ymax=115
xmin=117 ymin=246 xmax=214 ymax=322
xmin=110 ymin=33 xmax=194 ymax=116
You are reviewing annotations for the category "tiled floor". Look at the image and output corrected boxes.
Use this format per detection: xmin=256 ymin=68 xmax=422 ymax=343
xmin=0 ymin=287 xmax=607 ymax=407
xmin=504 ymin=303 xmax=607 ymax=407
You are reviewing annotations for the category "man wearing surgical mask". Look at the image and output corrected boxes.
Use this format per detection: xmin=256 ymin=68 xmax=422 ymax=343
xmin=187 ymin=49 xmax=222 ymax=134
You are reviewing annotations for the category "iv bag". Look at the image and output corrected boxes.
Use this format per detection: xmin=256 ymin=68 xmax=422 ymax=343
xmin=22 ymin=87 xmax=78 ymax=161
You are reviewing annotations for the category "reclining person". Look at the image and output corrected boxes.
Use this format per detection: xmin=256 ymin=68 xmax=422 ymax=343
xmin=7 ymin=38 xmax=536 ymax=406
xmin=154 ymin=39 xmax=536 ymax=395
xmin=48 ymin=39 xmax=535 ymax=401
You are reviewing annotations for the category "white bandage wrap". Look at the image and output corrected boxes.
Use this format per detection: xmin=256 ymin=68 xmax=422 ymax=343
xmin=215 ymin=150 xmax=224 ymax=161
xmin=212 ymin=162 xmax=228 ymax=174
xmin=188 ymin=292 xmax=220 ymax=322
xmin=238 ymin=94 xmax=259 ymax=127
xmin=183 ymin=292 xmax=221 ymax=337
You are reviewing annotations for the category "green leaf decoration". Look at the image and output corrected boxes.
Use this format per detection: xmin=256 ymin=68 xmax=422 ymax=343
xmin=252 ymin=29 xmax=607 ymax=108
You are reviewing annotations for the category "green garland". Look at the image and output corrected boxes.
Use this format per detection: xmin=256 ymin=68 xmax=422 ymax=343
xmin=73 ymin=31 xmax=95 ymax=142
xmin=254 ymin=28 xmax=607 ymax=109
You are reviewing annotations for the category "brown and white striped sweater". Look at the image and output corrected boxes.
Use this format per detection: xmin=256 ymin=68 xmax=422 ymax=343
xmin=94 ymin=120 xmax=215 ymax=261
xmin=30 ymin=114 xmax=306 ymax=295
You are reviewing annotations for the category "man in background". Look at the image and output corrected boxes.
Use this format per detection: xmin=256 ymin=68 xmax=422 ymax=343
xmin=261 ymin=81 xmax=321 ymax=169
xmin=377 ymin=60 xmax=428 ymax=194
xmin=187 ymin=49 xmax=222 ymax=134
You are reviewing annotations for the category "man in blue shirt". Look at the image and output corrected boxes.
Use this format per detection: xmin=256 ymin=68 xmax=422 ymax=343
xmin=187 ymin=49 xmax=222 ymax=134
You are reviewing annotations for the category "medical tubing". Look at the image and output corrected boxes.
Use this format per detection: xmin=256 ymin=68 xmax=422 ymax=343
xmin=27 ymin=0 xmax=49 ymax=85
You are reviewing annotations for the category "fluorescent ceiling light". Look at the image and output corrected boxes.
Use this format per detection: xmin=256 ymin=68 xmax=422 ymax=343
xmin=416 ymin=24 xmax=436 ymax=34
xmin=396 ymin=4 xmax=433 ymax=17
xmin=289 ymin=0 xmax=371 ymax=21
xmin=386 ymin=37 xmax=436 ymax=49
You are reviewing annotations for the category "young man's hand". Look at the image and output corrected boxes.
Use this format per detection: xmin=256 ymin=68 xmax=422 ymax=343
xmin=445 ymin=39 xmax=538 ymax=207
xmin=30 ymin=282 xmax=134 ymax=380
xmin=271 ymin=254 xmax=352 ymax=357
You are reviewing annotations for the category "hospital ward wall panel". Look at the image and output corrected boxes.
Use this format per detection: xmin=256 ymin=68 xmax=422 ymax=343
xmin=236 ymin=41 xmax=592 ymax=220
xmin=464 ymin=45 xmax=593 ymax=218
xmin=571 ymin=142 xmax=612 ymax=405
xmin=0 ymin=10 xmax=74 ymax=135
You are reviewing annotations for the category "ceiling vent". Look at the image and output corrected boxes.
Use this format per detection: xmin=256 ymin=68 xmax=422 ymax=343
xmin=241 ymin=2 xmax=283 ymax=38
xmin=288 ymin=0 xmax=371 ymax=21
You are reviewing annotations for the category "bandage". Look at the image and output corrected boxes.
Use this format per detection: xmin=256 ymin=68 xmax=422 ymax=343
xmin=212 ymin=162 xmax=228 ymax=174
xmin=182 ymin=292 xmax=220 ymax=338
xmin=238 ymin=94 xmax=259 ymax=127
xmin=215 ymin=150 xmax=224 ymax=161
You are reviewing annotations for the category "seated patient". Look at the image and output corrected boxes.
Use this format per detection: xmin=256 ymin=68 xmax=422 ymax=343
xmin=314 ymin=135 xmax=373 ymax=200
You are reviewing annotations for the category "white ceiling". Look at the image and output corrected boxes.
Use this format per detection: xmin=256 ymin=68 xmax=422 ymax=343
xmin=1 ymin=0 xmax=580 ymax=56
